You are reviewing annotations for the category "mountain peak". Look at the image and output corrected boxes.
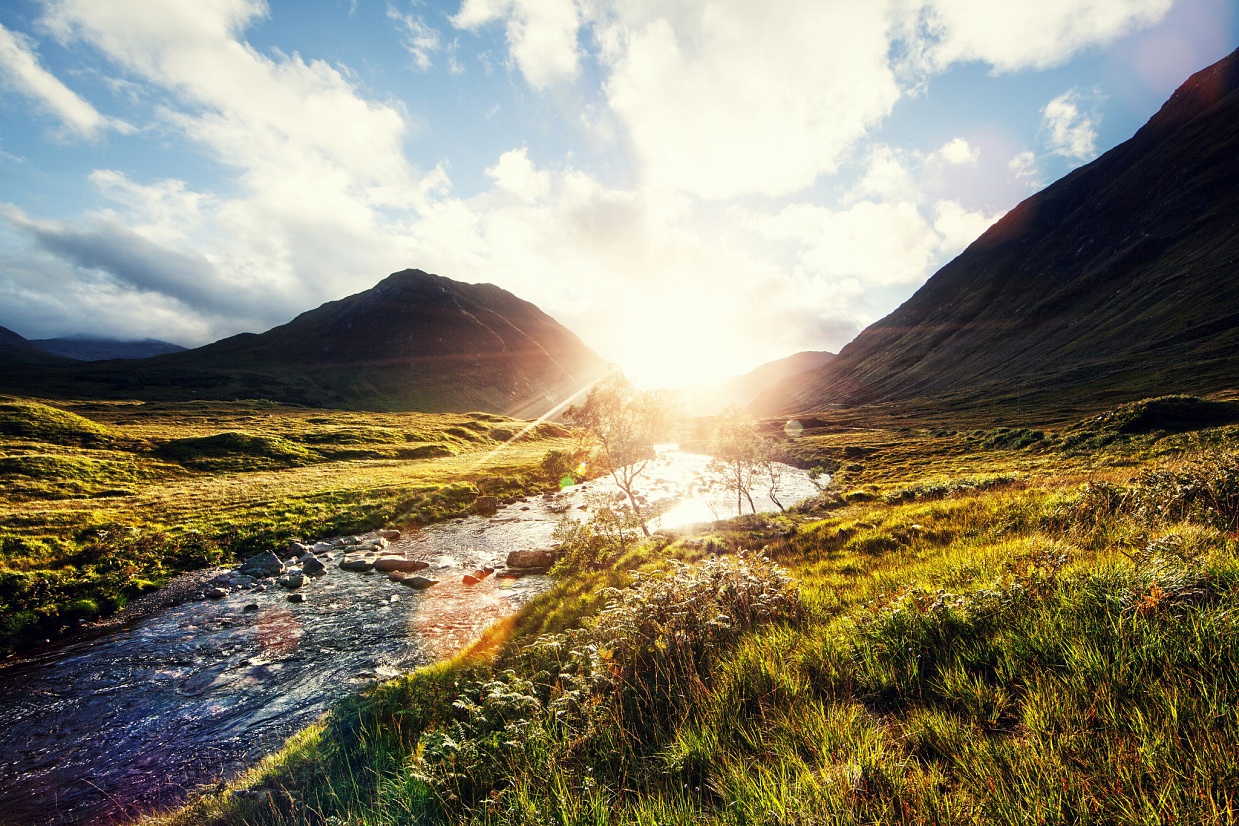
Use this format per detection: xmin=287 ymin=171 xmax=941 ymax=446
xmin=760 ymin=48 xmax=1239 ymax=419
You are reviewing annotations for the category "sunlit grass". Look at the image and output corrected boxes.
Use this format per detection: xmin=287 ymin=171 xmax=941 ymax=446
xmin=144 ymin=412 xmax=1239 ymax=825
xmin=0 ymin=397 xmax=571 ymax=653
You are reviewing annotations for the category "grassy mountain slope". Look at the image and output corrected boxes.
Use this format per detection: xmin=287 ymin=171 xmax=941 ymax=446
xmin=0 ymin=270 xmax=610 ymax=416
xmin=762 ymin=47 xmax=1239 ymax=418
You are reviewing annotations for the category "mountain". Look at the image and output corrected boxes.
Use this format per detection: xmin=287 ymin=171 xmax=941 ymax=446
xmin=0 ymin=270 xmax=611 ymax=416
xmin=30 ymin=337 xmax=187 ymax=361
xmin=761 ymin=48 xmax=1239 ymax=420
xmin=0 ymin=325 xmax=77 ymax=367
xmin=684 ymin=351 xmax=836 ymax=416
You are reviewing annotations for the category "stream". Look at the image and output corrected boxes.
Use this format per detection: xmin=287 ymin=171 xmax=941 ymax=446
xmin=0 ymin=448 xmax=822 ymax=825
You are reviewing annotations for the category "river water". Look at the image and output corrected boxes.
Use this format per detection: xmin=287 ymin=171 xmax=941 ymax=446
xmin=0 ymin=449 xmax=821 ymax=825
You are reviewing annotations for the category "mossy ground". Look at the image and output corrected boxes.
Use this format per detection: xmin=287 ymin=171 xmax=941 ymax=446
xmin=142 ymin=398 xmax=1239 ymax=826
xmin=0 ymin=396 xmax=573 ymax=655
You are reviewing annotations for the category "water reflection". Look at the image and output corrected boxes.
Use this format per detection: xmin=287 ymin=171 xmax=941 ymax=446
xmin=0 ymin=449 xmax=819 ymax=825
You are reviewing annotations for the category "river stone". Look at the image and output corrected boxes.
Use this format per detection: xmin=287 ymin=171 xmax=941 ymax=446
xmin=299 ymin=553 xmax=327 ymax=576
xmin=287 ymin=593 xmax=306 ymax=604
xmin=505 ymin=549 xmax=557 ymax=571
xmin=238 ymin=551 xmax=283 ymax=578
xmin=338 ymin=556 xmax=375 ymax=572
xmin=388 ymin=571 xmax=407 ymax=582
xmin=400 ymin=575 xmax=438 ymax=590
xmin=277 ymin=569 xmax=305 ymax=590
xmin=374 ymin=556 xmax=429 ymax=573
xmin=205 ymin=586 xmax=228 ymax=599
xmin=474 ymin=495 xmax=499 ymax=515
xmin=462 ymin=573 xmax=481 ymax=586
xmin=288 ymin=541 xmax=311 ymax=556
xmin=243 ymin=602 xmax=259 ymax=612
xmin=379 ymin=529 xmax=401 ymax=541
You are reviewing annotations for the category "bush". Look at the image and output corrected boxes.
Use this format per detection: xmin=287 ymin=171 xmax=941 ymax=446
xmin=413 ymin=554 xmax=804 ymax=810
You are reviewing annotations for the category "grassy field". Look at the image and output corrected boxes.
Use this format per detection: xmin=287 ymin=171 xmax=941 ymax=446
xmin=0 ymin=396 xmax=575 ymax=655
xmin=140 ymin=394 xmax=1239 ymax=825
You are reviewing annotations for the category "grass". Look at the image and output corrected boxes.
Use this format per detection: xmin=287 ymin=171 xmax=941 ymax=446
xmin=0 ymin=396 xmax=574 ymax=655
xmin=139 ymin=398 xmax=1239 ymax=826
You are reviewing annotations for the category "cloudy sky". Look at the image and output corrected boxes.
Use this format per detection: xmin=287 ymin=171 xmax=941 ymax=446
xmin=0 ymin=0 xmax=1235 ymax=387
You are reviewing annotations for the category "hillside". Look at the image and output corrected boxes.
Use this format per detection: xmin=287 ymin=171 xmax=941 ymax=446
xmin=0 ymin=325 xmax=77 ymax=367
xmin=0 ymin=270 xmax=610 ymax=416
xmin=761 ymin=47 xmax=1239 ymax=419
xmin=684 ymin=351 xmax=836 ymax=416
xmin=30 ymin=337 xmax=187 ymax=361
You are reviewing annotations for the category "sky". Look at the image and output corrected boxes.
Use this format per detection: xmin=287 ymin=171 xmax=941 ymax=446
xmin=0 ymin=0 xmax=1235 ymax=389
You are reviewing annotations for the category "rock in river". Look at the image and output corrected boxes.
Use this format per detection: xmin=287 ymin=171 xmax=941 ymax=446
xmin=277 ymin=569 xmax=305 ymax=590
xmin=399 ymin=575 xmax=439 ymax=590
xmin=505 ymin=549 xmax=557 ymax=571
xmin=373 ymin=556 xmax=430 ymax=573
xmin=299 ymin=553 xmax=327 ymax=576
xmin=338 ymin=556 xmax=376 ymax=573
xmin=238 ymin=551 xmax=284 ymax=578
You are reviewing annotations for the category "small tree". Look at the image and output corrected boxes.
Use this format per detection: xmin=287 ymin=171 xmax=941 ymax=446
xmin=565 ymin=373 xmax=675 ymax=535
xmin=551 ymin=492 xmax=644 ymax=575
xmin=709 ymin=407 xmax=788 ymax=516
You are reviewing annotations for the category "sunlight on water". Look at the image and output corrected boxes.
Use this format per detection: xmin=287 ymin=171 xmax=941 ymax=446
xmin=569 ymin=444 xmax=825 ymax=531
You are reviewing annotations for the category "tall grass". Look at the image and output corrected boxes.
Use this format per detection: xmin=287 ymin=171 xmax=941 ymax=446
xmin=148 ymin=436 xmax=1239 ymax=826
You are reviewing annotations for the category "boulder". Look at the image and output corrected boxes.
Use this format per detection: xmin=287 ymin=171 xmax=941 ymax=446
xmin=462 ymin=573 xmax=481 ymax=586
xmin=287 ymin=541 xmax=311 ymax=556
xmin=505 ymin=549 xmax=557 ymax=571
xmin=287 ymin=593 xmax=306 ymax=604
xmin=205 ymin=586 xmax=228 ymax=599
xmin=243 ymin=603 xmax=259 ymax=612
xmin=379 ymin=529 xmax=401 ymax=541
xmin=399 ymin=575 xmax=439 ymax=590
xmin=474 ymin=495 xmax=499 ymax=515
xmin=299 ymin=553 xmax=327 ymax=576
xmin=277 ymin=569 xmax=305 ymax=590
xmin=338 ymin=556 xmax=375 ymax=572
xmin=388 ymin=571 xmax=407 ymax=582
xmin=373 ymin=556 xmax=430 ymax=573
xmin=238 ymin=551 xmax=284 ymax=578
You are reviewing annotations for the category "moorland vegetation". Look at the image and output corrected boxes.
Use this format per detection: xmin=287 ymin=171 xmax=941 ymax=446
xmin=0 ymin=396 xmax=575 ymax=655
xmin=146 ymin=391 xmax=1239 ymax=825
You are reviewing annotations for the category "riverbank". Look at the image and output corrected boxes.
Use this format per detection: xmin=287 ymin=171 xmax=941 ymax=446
xmin=0 ymin=398 xmax=572 ymax=656
xmin=0 ymin=446 xmax=820 ymax=825
xmin=147 ymin=413 xmax=1239 ymax=825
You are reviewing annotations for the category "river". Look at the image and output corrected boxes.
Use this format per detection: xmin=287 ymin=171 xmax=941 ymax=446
xmin=0 ymin=448 xmax=822 ymax=825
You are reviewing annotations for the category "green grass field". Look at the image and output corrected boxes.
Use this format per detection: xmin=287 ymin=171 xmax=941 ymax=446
xmin=0 ymin=396 xmax=574 ymax=655
xmin=140 ymin=395 xmax=1239 ymax=825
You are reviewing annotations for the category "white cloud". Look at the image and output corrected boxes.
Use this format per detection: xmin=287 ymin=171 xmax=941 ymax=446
xmin=387 ymin=5 xmax=443 ymax=71
xmin=0 ymin=22 xmax=130 ymax=140
xmin=597 ymin=2 xmax=900 ymax=199
xmin=935 ymin=137 xmax=979 ymax=165
xmin=486 ymin=148 xmax=551 ymax=202
xmin=906 ymin=0 xmax=1173 ymax=72
xmin=933 ymin=199 xmax=1001 ymax=256
xmin=452 ymin=0 xmax=580 ymax=88
xmin=1008 ymin=150 xmax=1041 ymax=189
xmin=1042 ymin=89 xmax=1099 ymax=161
xmin=33 ymin=0 xmax=448 ymax=325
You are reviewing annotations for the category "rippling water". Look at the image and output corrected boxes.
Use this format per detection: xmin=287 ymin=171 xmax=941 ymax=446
xmin=0 ymin=449 xmax=821 ymax=825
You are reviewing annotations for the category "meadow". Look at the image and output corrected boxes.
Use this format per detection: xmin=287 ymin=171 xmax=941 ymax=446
xmin=0 ymin=396 xmax=574 ymax=655
xmin=144 ymin=394 xmax=1239 ymax=825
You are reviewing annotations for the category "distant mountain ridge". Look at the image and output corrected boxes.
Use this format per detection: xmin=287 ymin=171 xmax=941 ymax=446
xmin=1 ymin=270 xmax=611 ymax=415
xmin=0 ymin=325 xmax=77 ymax=367
xmin=31 ymin=337 xmax=187 ymax=361
xmin=759 ymin=47 xmax=1239 ymax=419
